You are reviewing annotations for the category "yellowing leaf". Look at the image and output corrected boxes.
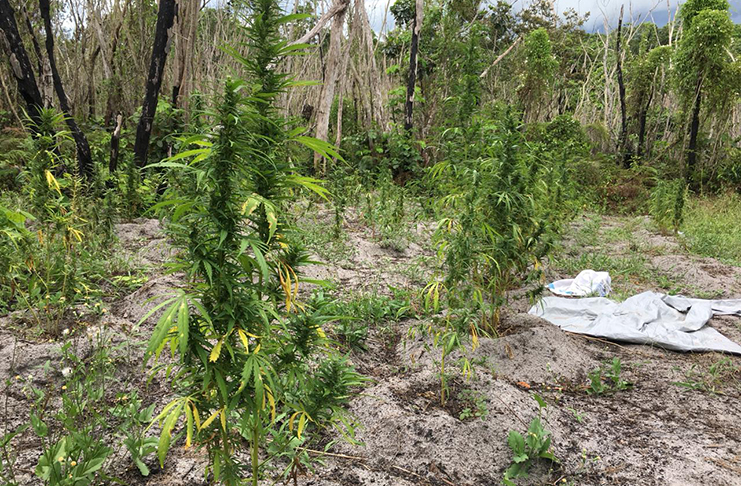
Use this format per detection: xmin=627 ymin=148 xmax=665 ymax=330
xmin=241 ymin=196 xmax=260 ymax=217
xmin=185 ymin=403 xmax=193 ymax=448
xmin=45 ymin=170 xmax=61 ymax=194
xmin=209 ymin=338 xmax=224 ymax=362
xmin=201 ymin=408 xmax=221 ymax=430
xmin=68 ymin=227 xmax=83 ymax=242
xmin=470 ymin=323 xmax=479 ymax=351
xmin=266 ymin=386 xmax=276 ymax=423
xmin=297 ymin=413 xmax=306 ymax=439
xmin=191 ymin=402 xmax=201 ymax=431
xmin=265 ymin=206 xmax=277 ymax=240
xmin=288 ymin=411 xmax=312 ymax=439
xmin=237 ymin=329 xmax=250 ymax=353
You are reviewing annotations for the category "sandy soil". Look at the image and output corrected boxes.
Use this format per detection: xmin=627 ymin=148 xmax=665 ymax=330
xmin=2 ymin=213 xmax=740 ymax=486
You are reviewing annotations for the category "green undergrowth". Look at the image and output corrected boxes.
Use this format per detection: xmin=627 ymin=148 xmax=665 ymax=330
xmin=681 ymin=193 xmax=741 ymax=265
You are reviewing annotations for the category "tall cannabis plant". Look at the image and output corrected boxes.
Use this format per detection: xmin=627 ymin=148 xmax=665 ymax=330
xmin=429 ymin=113 xmax=552 ymax=330
xmin=145 ymin=3 xmax=358 ymax=485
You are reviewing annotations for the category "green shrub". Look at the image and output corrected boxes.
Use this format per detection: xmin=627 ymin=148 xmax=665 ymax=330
xmin=650 ymin=178 xmax=687 ymax=232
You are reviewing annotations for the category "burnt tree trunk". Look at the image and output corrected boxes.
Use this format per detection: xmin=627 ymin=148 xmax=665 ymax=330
xmin=103 ymin=8 xmax=127 ymax=127
xmin=616 ymin=6 xmax=630 ymax=168
xmin=133 ymin=0 xmax=177 ymax=167
xmin=39 ymin=0 xmax=93 ymax=178
xmin=404 ymin=0 xmax=423 ymax=132
xmin=686 ymin=76 xmax=703 ymax=188
xmin=21 ymin=4 xmax=52 ymax=107
xmin=0 ymin=0 xmax=43 ymax=127
xmin=88 ymin=46 xmax=100 ymax=118
xmin=636 ymin=89 xmax=653 ymax=159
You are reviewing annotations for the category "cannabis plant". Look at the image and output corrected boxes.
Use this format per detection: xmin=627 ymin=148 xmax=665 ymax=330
xmin=650 ymin=178 xmax=686 ymax=233
xmin=429 ymin=114 xmax=553 ymax=329
xmin=145 ymin=3 xmax=360 ymax=484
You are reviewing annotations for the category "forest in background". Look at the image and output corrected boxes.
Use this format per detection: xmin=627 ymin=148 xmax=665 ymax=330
xmin=0 ymin=0 xmax=740 ymax=190
xmin=2 ymin=0 xmax=741 ymax=485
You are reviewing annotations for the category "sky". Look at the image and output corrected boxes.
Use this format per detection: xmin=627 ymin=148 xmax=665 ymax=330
xmin=364 ymin=0 xmax=741 ymax=33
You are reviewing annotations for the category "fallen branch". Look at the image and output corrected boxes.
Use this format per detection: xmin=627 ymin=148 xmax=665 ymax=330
xmin=297 ymin=447 xmax=365 ymax=461
xmin=479 ymin=36 xmax=521 ymax=79
xmin=289 ymin=0 xmax=348 ymax=46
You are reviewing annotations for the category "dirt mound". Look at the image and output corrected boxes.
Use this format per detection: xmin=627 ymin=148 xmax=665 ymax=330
xmin=475 ymin=320 xmax=600 ymax=384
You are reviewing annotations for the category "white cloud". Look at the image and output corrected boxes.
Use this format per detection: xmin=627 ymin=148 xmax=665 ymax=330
xmin=365 ymin=0 xmax=741 ymax=33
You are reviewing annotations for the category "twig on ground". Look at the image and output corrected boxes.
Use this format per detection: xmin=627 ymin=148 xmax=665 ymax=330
xmin=491 ymin=393 xmax=528 ymax=427
xmin=707 ymin=457 xmax=741 ymax=474
xmin=297 ymin=447 xmax=365 ymax=461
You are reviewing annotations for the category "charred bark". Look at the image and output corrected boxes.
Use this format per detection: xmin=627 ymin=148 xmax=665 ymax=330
xmin=636 ymin=89 xmax=653 ymax=159
xmin=133 ymin=0 xmax=177 ymax=167
xmin=616 ymin=6 xmax=630 ymax=168
xmin=404 ymin=0 xmax=423 ymax=132
xmin=686 ymin=77 xmax=702 ymax=188
xmin=0 ymin=0 xmax=43 ymax=127
xmin=39 ymin=0 xmax=93 ymax=178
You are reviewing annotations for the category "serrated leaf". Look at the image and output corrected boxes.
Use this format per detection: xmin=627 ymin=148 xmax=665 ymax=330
xmin=210 ymin=337 xmax=224 ymax=362
xmin=237 ymin=329 xmax=250 ymax=352
xmin=201 ymin=408 xmax=221 ymax=430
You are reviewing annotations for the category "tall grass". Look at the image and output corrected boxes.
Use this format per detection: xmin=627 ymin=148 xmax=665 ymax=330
xmin=682 ymin=193 xmax=741 ymax=264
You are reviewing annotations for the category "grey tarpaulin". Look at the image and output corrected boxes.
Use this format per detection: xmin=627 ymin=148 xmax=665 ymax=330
xmin=528 ymin=291 xmax=741 ymax=354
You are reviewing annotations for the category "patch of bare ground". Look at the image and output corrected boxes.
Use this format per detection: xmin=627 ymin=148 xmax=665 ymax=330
xmin=2 ymin=214 xmax=741 ymax=486
xmin=294 ymin=213 xmax=741 ymax=486
xmin=298 ymin=205 xmax=436 ymax=296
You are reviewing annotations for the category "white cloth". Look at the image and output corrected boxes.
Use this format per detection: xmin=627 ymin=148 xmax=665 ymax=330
xmin=547 ymin=270 xmax=612 ymax=297
xmin=529 ymin=291 xmax=741 ymax=354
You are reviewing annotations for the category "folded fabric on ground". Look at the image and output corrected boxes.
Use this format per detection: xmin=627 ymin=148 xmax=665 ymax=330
xmin=547 ymin=269 xmax=612 ymax=297
xmin=529 ymin=291 xmax=741 ymax=354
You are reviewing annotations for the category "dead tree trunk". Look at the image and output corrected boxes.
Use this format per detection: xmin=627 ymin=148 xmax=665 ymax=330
xmin=636 ymin=89 xmax=653 ymax=159
xmin=353 ymin=0 xmax=386 ymax=129
xmin=616 ymin=5 xmax=630 ymax=168
xmin=686 ymin=76 xmax=702 ymax=188
xmin=313 ymin=0 xmax=349 ymax=175
xmin=404 ymin=0 xmax=423 ymax=132
xmin=109 ymin=112 xmax=123 ymax=173
xmin=0 ymin=0 xmax=43 ymax=127
xmin=103 ymin=10 xmax=126 ymax=126
xmin=88 ymin=46 xmax=100 ymax=118
xmin=171 ymin=0 xmax=198 ymax=110
xmin=20 ymin=5 xmax=52 ymax=107
xmin=39 ymin=0 xmax=93 ymax=178
xmin=133 ymin=0 xmax=177 ymax=167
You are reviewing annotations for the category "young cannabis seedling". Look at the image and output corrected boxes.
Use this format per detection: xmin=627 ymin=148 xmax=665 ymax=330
xmin=457 ymin=389 xmax=488 ymax=421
